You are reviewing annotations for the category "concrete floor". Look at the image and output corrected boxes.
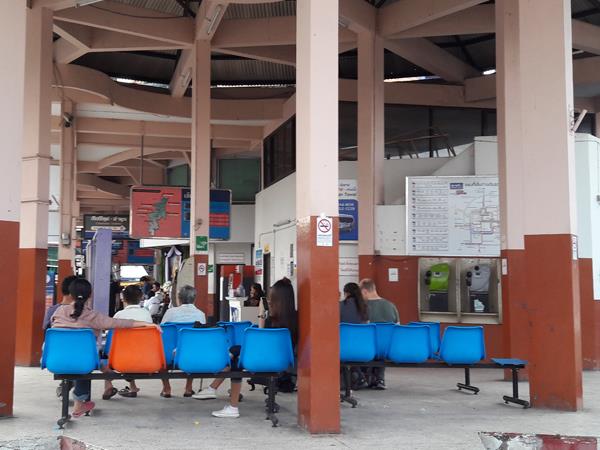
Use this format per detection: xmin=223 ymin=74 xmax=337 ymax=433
xmin=1 ymin=367 xmax=599 ymax=449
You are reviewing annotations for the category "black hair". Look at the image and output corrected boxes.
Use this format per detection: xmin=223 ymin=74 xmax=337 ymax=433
xmin=251 ymin=283 xmax=264 ymax=299
xmin=344 ymin=282 xmax=369 ymax=322
xmin=61 ymin=275 xmax=78 ymax=296
xmin=152 ymin=281 xmax=161 ymax=290
xmin=122 ymin=285 xmax=143 ymax=305
xmin=69 ymin=278 xmax=92 ymax=319
xmin=268 ymin=278 xmax=298 ymax=345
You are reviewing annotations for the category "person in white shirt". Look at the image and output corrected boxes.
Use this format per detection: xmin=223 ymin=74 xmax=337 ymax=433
xmin=144 ymin=282 xmax=163 ymax=317
xmin=160 ymin=285 xmax=206 ymax=398
xmin=114 ymin=285 xmax=153 ymax=398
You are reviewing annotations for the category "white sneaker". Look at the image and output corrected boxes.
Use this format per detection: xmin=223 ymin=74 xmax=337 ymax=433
xmin=193 ymin=387 xmax=217 ymax=400
xmin=211 ymin=405 xmax=240 ymax=418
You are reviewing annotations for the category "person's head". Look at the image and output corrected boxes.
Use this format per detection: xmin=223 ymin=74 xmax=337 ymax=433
xmin=69 ymin=278 xmax=92 ymax=319
xmin=250 ymin=283 xmax=264 ymax=299
xmin=178 ymin=285 xmax=196 ymax=305
xmin=122 ymin=285 xmax=143 ymax=306
xmin=359 ymin=278 xmax=378 ymax=300
xmin=61 ymin=275 xmax=78 ymax=298
xmin=343 ymin=282 xmax=369 ymax=322
xmin=152 ymin=281 xmax=161 ymax=292
xmin=268 ymin=278 xmax=297 ymax=332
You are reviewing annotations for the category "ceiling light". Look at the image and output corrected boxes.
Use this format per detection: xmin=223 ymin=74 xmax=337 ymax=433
xmin=384 ymin=75 xmax=440 ymax=83
xmin=483 ymin=69 xmax=496 ymax=75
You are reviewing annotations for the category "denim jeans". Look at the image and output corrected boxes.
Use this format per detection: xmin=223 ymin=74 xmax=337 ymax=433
xmin=73 ymin=379 xmax=91 ymax=402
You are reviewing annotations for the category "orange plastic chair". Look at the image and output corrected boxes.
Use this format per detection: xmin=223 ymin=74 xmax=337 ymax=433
xmin=108 ymin=327 xmax=166 ymax=373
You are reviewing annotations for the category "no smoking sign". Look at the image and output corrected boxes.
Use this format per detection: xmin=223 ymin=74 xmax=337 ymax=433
xmin=316 ymin=216 xmax=333 ymax=247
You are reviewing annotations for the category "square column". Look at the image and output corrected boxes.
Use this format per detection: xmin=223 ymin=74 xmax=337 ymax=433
xmin=357 ymin=31 xmax=385 ymax=279
xmin=16 ymin=5 xmax=53 ymax=366
xmin=296 ymin=0 xmax=340 ymax=433
xmin=496 ymin=0 xmax=582 ymax=410
xmin=0 ymin=0 xmax=26 ymax=417
xmin=57 ymin=101 xmax=75 ymax=287
xmin=190 ymin=39 xmax=211 ymax=316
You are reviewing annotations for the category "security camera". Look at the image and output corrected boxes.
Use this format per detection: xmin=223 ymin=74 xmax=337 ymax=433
xmin=62 ymin=113 xmax=73 ymax=128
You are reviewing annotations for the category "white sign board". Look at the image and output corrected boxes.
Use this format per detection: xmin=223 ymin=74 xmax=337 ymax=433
xmin=316 ymin=216 xmax=333 ymax=247
xmin=406 ymin=176 xmax=500 ymax=257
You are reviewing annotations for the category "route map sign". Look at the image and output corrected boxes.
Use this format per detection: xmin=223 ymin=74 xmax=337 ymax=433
xmin=83 ymin=214 xmax=129 ymax=239
xmin=406 ymin=176 xmax=500 ymax=257
xmin=130 ymin=186 xmax=230 ymax=240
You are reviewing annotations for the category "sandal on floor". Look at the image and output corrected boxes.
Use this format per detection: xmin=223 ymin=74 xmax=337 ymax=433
xmin=102 ymin=387 xmax=118 ymax=400
xmin=72 ymin=401 xmax=95 ymax=418
xmin=160 ymin=392 xmax=172 ymax=398
xmin=118 ymin=387 xmax=138 ymax=398
xmin=183 ymin=390 xmax=195 ymax=398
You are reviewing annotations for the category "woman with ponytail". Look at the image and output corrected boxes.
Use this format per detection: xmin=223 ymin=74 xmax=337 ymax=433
xmin=51 ymin=278 xmax=160 ymax=417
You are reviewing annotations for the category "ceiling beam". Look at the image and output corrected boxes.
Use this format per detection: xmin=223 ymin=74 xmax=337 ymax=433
xmin=54 ymin=38 xmax=87 ymax=64
xmin=214 ymin=46 xmax=296 ymax=66
xmin=54 ymin=0 xmax=195 ymax=46
xmin=78 ymin=173 xmax=130 ymax=198
xmin=339 ymin=0 xmax=376 ymax=35
xmin=212 ymin=138 xmax=255 ymax=149
xmin=77 ymin=133 xmax=191 ymax=150
xmin=572 ymin=19 xmax=600 ymax=55
xmin=384 ymin=38 xmax=480 ymax=83
xmin=378 ymin=0 xmax=488 ymax=37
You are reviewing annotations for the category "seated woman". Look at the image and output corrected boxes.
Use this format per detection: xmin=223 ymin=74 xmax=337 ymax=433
xmin=113 ymin=285 xmax=153 ymax=398
xmin=160 ymin=285 xmax=206 ymax=398
xmin=340 ymin=282 xmax=369 ymax=324
xmin=244 ymin=283 xmax=264 ymax=307
xmin=194 ymin=278 xmax=298 ymax=419
xmin=51 ymin=278 xmax=159 ymax=417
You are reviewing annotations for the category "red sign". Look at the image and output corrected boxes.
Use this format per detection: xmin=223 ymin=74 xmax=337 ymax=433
xmin=130 ymin=187 xmax=187 ymax=239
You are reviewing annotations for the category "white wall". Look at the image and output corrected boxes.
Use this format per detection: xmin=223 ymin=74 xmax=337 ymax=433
xmin=48 ymin=165 xmax=60 ymax=245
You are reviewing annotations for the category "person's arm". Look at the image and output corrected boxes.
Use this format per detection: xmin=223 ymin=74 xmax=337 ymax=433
xmin=393 ymin=305 xmax=400 ymax=324
xmin=258 ymin=300 xmax=266 ymax=328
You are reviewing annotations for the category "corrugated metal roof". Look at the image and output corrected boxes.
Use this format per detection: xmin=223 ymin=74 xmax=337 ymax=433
xmin=212 ymin=59 xmax=294 ymax=84
xmin=111 ymin=0 xmax=184 ymax=16
xmin=224 ymin=1 xmax=295 ymax=19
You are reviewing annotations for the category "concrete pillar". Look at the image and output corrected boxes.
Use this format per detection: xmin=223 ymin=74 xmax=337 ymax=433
xmin=15 ymin=5 xmax=53 ymax=367
xmin=496 ymin=0 xmax=582 ymax=410
xmin=0 ymin=0 xmax=27 ymax=417
xmin=357 ymin=31 xmax=385 ymax=280
xmin=296 ymin=0 xmax=340 ymax=433
xmin=57 ymin=101 xmax=75 ymax=288
xmin=190 ymin=39 xmax=211 ymax=317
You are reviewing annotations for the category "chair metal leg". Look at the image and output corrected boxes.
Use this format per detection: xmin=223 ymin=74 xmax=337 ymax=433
xmin=502 ymin=368 xmax=530 ymax=408
xmin=57 ymin=379 xmax=71 ymax=428
xmin=340 ymin=366 xmax=358 ymax=408
xmin=266 ymin=377 xmax=279 ymax=427
xmin=457 ymin=368 xmax=479 ymax=394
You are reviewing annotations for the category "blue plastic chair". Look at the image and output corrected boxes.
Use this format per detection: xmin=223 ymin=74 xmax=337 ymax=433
xmin=239 ymin=328 xmax=294 ymax=372
xmin=161 ymin=322 xmax=195 ymax=365
xmin=41 ymin=328 xmax=100 ymax=374
xmin=174 ymin=328 xmax=230 ymax=373
xmin=218 ymin=321 xmax=253 ymax=347
xmin=339 ymin=323 xmax=377 ymax=363
xmin=374 ymin=323 xmax=395 ymax=360
xmin=408 ymin=321 xmax=441 ymax=356
xmin=439 ymin=326 xmax=486 ymax=365
xmin=387 ymin=325 xmax=431 ymax=363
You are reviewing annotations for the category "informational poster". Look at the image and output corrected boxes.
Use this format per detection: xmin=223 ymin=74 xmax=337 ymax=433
xmin=339 ymin=179 xmax=358 ymax=241
xmin=84 ymin=214 xmax=129 ymax=239
xmin=406 ymin=176 xmax=500 ymax=257
xmin=130 ymin=187 xmax=231 ymax=240
xmin=316 ymin=216 xmax=333 ymax=247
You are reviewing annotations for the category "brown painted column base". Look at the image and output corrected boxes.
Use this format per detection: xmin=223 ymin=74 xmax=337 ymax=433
xmin=192 ymin=254 xmax=211 ymax=318
xmin=15 ymin=248 xmax=47 ymax=366
xmin=297 ymin=216 xmax=340 ymax=433
xmin=0 ymin=221 xmax=19 ymax=416
xmin=579 ymin=258 xmax=600 ymax=370
xmin=57 ymin=259 xmax=73 ymax=295
xmin=524 ymin=234 xmax=582 ymax=410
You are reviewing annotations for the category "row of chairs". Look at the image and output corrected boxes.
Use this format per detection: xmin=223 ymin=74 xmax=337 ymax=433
xmin=42 ymin=324 xmax=294 ymax=376
xmin=340 ymin=322 xmax=485 ymax=365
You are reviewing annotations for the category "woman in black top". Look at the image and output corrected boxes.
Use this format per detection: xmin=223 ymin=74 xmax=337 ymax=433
xmin=245 ymin=282 xmax=264 ymax=307
xmin=340 ymin=282 xmax=368 ymax=324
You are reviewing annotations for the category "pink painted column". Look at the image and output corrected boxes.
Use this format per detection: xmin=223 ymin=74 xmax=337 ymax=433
xmin=16 ymin=5 xmax=53 ymax=367
xmin=296 ymin=0 xmax=340 ymax=434
xmin=357 ymin=30 xmax=384 ymax=280
xmin=496 ymin=0 xmax=582 ymax=410
xmin=0 ymin=0 xmax=26 ymax=417
xmin=190 ymin=39 xmax=211 ymax=317
xmin=57 ymin=101 xmax=76 ymax=288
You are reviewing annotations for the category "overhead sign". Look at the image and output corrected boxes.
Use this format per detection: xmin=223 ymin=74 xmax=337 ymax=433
xmin=130 ymin=187 xmax=231 ymax=240
xmin=84 ymin=214 xmax=129 ymax=239
xmin=406 ymin=176 xmax=500 ymax=257
xmin=316 ymin=216 xmax=333 ymax=247
xmin=339 ymin=179 xmax=358 ymax=241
